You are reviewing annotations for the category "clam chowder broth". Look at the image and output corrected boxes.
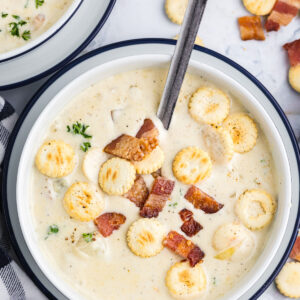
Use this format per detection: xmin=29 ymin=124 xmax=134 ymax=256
xmin=31 ymin=68 xmax=277 ymax=300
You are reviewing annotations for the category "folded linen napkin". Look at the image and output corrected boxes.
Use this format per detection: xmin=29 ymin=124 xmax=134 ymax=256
xmin=0 ymin=97 xmax=45 ymax=300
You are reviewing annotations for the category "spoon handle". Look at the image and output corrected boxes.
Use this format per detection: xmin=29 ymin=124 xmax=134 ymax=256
xmin=157 ymin=0 xmax=207 ymax=129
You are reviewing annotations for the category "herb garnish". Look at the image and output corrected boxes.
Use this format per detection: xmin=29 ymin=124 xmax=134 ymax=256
xmin=80 ymin=142 xmax=91 ymax=152
xmin=1 ymin=13 xmax=8 ymax=18
xmin=22 ymin=30 xmax=31 ymax=41
xmin=67 ymin=122 xmax=92 ymax=139
xmin=35 ymin=0 xmax=45 ymax=8
xmin=169 ymin=202 xmax=178 ymax=207
xmin=82 ymin=233 xmax=93 ymax=243
xmin=67 ymin=122 xmax=93 ymax=152
xmin=9 ymin=16 xmax=28 ymax=38
xmin=48 ymin=224 xmax=59 ymax=235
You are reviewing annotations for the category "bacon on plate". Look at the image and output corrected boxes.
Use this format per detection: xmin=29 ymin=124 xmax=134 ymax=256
xmin=184 ymin=185 xmax=224 ymax=214
xmin=283 ymin=39 xmax=300 ymax=67
xmin=94 ymin=212 xmax=126 ymax=237
xmin=238 ymin=16 xmax=265 ymax=41
xmin=104 ymin=134 xmax=155 ymax=161
xmin=140 ymin=177 xmax=175 ymax=218
xmin=123 ymin=175 xmax=149 ymax=208
xmin=265 ymin=0 xmax=300 ymax=32
xmin=179 ymin=209 xmax=203 ymax=237
xmin=163 ymin=231 xmax=205 ymax=267
xmin=290 ymin=236 xmax=300 ymax=261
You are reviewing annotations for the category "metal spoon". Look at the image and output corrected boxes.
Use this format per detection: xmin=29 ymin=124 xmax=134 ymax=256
xmin=157 ymin=0 xmax=207 ymax=129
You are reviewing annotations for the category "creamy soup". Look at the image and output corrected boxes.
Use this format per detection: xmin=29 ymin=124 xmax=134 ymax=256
xmin=31 ymin=68 xmax=277 ymax=299
xmin=0 ymin=0 xmax=74 ymax=54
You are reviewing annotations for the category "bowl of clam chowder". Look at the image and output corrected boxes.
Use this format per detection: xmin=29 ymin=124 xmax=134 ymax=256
xmin=15 ymin=41 xmax=300 ymax=300
xmin=0 ymin=0 xmax=81 ymax=61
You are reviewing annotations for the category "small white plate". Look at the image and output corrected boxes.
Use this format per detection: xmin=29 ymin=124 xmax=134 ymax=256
xmin=0 ymin=0 xmax=115 ymax=90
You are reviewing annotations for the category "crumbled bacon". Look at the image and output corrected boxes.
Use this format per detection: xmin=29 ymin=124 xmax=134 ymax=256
xmin=104 ymin=134 xmax=155 ymax=161
xmin=238 ymin=16 xmax=265 ymax=41
xmin=136 ymin=118 xmax=159 ymax=150
xmin=136 ymin=118 xmax=159 ymax=140
xmin=163 ymin=231 xmax=205 ymax=267
xmin=179 ymin=209 xmax=194 ymax=222
xmin=184 ymin=185 xmax=224 ymax=214
xmin=290 ymin=236 xmax=300 ymax=261
xmin=123 ymin=175 xmax=149 ymax=208
xmin=94 ymin=213 xmax=126 ymax=237
xmin=266 ymin=0 xmax=300 ymax=32
xmin=140 ymin=177 xmax=175 ymax=218
xmin=283 ymin=39 xmax=300 ymax=67
xmin=179 ymin=209 xmax=203 ymax=237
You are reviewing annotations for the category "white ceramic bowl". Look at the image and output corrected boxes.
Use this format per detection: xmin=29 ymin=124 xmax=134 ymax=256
xmin=0 ymin=0 xmax=82 ymax=62
xmin=15 ymin=40 xmax=300 ymax=299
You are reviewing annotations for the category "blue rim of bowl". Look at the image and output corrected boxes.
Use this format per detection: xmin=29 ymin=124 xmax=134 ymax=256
xmin=2 ymin=38 xmax=300 ymax=299
xmin=0 ymin=0 xmax=116 ymax=91
xmin=0 ymin=0 xmax=84 ymax=64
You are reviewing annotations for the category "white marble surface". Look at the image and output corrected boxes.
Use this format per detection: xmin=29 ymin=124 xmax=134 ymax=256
xmin=1 ymin=0 xmax=299 ymax=299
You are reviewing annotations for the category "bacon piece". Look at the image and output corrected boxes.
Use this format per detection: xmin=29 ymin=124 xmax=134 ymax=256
xmin=179 ymin=208 xmax=194 ymax=222
xmin=163 ymin=231 xmax=205 ymax=267
xmin=179 ymin=209 xmax=203 ymax=237
xmin=123 ymin=175 xmax=149 ymax=208
xmin=290 ymin=236 xmax=300 ymax=261
xmin=140 ymin=177 xmax=175 ymax=218
xmin=94 ymin=213 xmax=126 ymax=237
xmin=238 ymin=16 xmax=265 ymax=41
xmin=283 ymin=39 xmax=300 ymax=67
xmin=136 ymin=118 xmax=159 ymax=140
xmin=184 ymin=185 xmax=224 ymax=214
xmin=266 ymin=0 xmax=300 ymax=32
xmin=104 ymin=134 xmax=155 ymax=161
xmin=136 ymin=118 xmax=159 ymax=150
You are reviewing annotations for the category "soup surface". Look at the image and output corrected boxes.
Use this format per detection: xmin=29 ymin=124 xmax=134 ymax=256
xmin=31 ymin=68 xmax=277 ymax=299
xmin=0 ymin=0 xmax=74 ymax=54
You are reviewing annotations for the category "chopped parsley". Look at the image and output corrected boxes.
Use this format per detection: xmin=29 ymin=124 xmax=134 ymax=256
xmin=67 ymin=122 xmax=92 ymax=139
xmin=80 ymin=142 xmax=91 ymax=152
xmin=48 ymin=224 xmax=59 ymax=235
xmin=260 ymin=159 xmax=265 ymax=163
xmin=82 ymin=233 xmax=93 ymax=243
xmin=12 ymin=15 xmax=21 ymax=20
xmin=22 ymin=30 xmax=31 ymax=41
xmin=1 ymin=12 xmax=8 ymax=18
xmin=169 ymin=202 xmax=178 ymax=207
xmin=35 ymin=0 xmax=45 ymax=8
xmin=9 ymin=17 xmax=28 ymax=38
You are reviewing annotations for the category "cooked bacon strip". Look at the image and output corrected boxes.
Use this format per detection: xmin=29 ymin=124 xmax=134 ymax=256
xmin=238 ymin=16 xmax=265 ymax=41
xmin=266 ymin=0 xmax=300 ymax=32
xmin=104 ymin=134 xmax=155 ymax=161
xmin=283 ymin=39 xmax=300 ymax=67
xmin=290 ymin=236 xmax=300 ymax=261
xmin=136 ymin=118 xmax=159 ymax=140
xmin=184 ymin=185 xmax=224 ymax=214
xmin=140 ymin=177 xmax=175 ymax=218
xmin=179 ymin=209 xmax=203 ymax=237
xmin=163 ymin=231 xmax=205 ymax=267
xmin=94 ymin=213 xmax=126 ymax=237
xmin=136 ymin=118 xmax=159 ymax=150
xmin=123 ymin=175 xmax=149 ymax=208
xmin=179 ymin=208 xmax=194 ymax=222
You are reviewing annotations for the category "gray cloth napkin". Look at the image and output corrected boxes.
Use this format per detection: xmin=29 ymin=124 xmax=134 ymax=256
xmin=0 ymin=97 xmax=45 ymax=300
